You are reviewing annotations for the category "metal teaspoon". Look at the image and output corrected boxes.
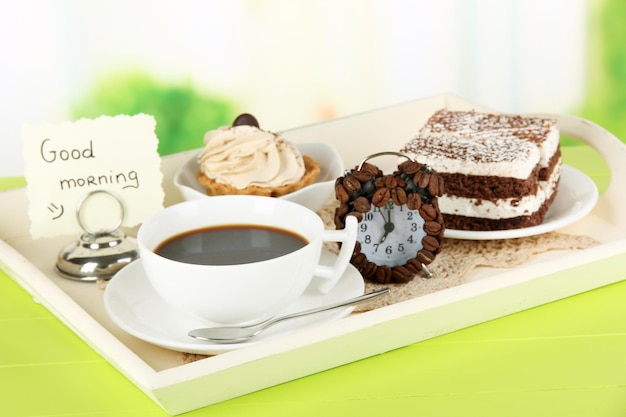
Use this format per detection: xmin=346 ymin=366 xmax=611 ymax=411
xmin=188 ymin=287 xmax=389 ymax=344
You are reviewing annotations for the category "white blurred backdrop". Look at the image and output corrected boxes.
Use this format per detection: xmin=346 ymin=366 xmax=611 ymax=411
xmin=1 ymin=0 xmax=587 ymax=176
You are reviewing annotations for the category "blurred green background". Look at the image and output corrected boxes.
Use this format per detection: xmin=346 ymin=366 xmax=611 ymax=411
xmin=71 ymin=72 xmax=238 ymax=156
xmin=64 ymin=0 xmax=625 ymax=158
xmin=579 ymin=0 xmax=626 ymax=144
xmin=1 ymin=0 xmax=625 ymax=191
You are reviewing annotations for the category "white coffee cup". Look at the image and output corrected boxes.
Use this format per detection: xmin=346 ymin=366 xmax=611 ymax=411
xmin=137 ymin=195 xmax=358 ymax=325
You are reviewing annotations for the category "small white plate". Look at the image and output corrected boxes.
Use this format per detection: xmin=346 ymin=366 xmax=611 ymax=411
xmin=104 ymin=251 xmax=364 ymax=355
xmin=173 ymin=142 xmax=344 ymax=213
xmin=444 ymin=165 xmax=599 ymax=240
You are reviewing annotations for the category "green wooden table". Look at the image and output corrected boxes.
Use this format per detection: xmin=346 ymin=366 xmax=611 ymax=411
xmin=2 ymin=146 xmax=625 ymax=417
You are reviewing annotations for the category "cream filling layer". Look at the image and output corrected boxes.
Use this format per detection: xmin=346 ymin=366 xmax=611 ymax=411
xmin=439 ymin=162 xmax=562 ymax=219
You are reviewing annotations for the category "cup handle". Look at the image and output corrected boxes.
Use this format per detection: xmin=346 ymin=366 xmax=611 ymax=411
xmin=314 ymin=215 xmax=358 ymax=293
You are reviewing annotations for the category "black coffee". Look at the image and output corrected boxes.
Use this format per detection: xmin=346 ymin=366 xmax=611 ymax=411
xmin=155 ymin=224 xmax=308 ymax=265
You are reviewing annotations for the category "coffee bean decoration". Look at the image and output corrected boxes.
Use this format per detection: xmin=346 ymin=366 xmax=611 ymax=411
xmin=333 ymin=152 xmax=445 ymax=284
xmin=232 ymin=113 xmax=260 ymax=128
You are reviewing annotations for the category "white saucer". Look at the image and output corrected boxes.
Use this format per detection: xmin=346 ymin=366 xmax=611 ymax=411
xmin=444 ymin=165 xmax=599 ymax=240
xmin=103 ymin=251 xmax=364 ymax=355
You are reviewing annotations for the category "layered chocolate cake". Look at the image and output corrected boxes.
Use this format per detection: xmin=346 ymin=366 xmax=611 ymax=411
xmin=399 ymin=109 xmax=562 ymax=231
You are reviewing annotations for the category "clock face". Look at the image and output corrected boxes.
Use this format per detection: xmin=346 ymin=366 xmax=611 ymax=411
xmin=356 ymin=199 xmax=426 ymax=267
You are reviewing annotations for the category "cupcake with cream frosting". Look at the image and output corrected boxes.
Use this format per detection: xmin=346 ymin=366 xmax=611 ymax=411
xmin=196 ymin=114 xmax=320 ymax=197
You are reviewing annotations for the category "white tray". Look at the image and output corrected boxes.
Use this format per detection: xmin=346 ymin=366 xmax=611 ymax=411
xmin=2 ymin=94 xmax=626 ymax=415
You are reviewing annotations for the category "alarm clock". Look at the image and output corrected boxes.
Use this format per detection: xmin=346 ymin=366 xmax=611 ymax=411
xmin=334 ymin=152 xmax=445 ymax=284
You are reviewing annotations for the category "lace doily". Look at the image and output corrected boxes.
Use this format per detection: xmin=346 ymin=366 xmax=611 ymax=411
xmin=318 ymin=200 xmax=599 ymax=312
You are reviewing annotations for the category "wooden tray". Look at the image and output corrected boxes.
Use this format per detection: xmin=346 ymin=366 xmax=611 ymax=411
xmin=2 ymin=94 xmax=626 ymax=415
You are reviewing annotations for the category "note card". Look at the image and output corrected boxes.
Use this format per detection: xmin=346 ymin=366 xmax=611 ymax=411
xmin=22 ymin=114 xmax=164 ymax=238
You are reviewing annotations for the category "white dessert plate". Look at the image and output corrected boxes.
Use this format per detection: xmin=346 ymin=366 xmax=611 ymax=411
xmin=174 ymin=142 xmax=344 ymax=213
xmin=103 ymin=251 xmax=364 ymax=355
xmin=444 ymin=165 xmax=599 ymax=240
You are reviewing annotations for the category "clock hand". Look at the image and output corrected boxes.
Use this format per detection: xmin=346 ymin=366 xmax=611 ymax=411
xmin=379 ymin=221 xmax=395 ymax=243
xmin=378 ymin=208 xmax=387 ymax=223
xmin=379 ymin=208 xmax=395 ymax=243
